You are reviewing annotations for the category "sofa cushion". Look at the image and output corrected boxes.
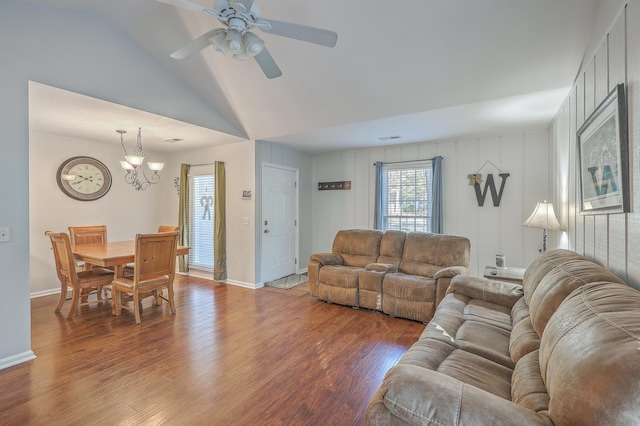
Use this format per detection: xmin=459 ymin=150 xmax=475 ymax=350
xmin=522 ymin=249 xmax=585 ymax=301
xmin=399 ymin=233 xmax=470 ymax=277
xmin=382 ymin=273 xmax=436 ymax=322
xmin=509 ymin=315 xmax=540 ymax=364
xmin=331 ymin=229 xmax=382 ymax=267
xmin=377 ymin=230 xmax=405 ymax=266
xmin=511 ymin=350 xmax=549 ymax=413
xmin=318 ymin=265 xmax=360 ymax=289
xmin=540 ymin=282 xmax=640 ymax=425
xmin=527 ymin=258 xmax=625 ymax=336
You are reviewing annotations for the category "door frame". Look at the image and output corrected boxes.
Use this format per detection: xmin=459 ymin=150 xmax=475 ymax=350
xmin=260 ymin=162 xmax=300 ymax=283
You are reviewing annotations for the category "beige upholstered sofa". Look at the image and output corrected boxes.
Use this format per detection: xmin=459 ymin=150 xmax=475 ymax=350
xmin=366 ymin=248 xmax=640 ymax=425
xmin=308 ymin=229 xmax=471 ymax=322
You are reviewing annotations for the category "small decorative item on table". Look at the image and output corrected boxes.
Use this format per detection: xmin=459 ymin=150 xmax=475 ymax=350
xmin=496 ymin=254 xmax=506 ymax=269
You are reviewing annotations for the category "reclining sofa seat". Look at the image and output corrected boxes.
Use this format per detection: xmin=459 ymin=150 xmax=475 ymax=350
xmin=309 ymin=229 xmax=383 ymax=307
xmin=381 ymin=232 xmax=470 ymax=322
xmin=365 ymin=248 xmax=640 ymax=425
xmin=309 ymin=229 xmax=471 ymax=323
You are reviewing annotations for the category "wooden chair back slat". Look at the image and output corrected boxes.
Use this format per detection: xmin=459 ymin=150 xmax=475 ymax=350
xmin=68 ymin=225 xmax=108 ymax=245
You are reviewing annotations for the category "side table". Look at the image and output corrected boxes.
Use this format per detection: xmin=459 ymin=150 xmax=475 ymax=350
xmin=483 ymin=265 xmax=526 ymax=285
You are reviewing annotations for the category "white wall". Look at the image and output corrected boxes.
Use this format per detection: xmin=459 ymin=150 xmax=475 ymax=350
xmin=166 ymin=141 xmax=257 ymax=287
xmin=312 ymin=132 xmax=553 ymax=277
xmin=29 ymin=130 xmax=171 ymax=296
xmin=550 ymin=0 xmax=640 ymax=290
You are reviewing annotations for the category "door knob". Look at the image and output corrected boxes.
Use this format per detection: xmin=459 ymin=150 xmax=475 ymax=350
xmin=264 ymin=229 xmax=270 ymax=233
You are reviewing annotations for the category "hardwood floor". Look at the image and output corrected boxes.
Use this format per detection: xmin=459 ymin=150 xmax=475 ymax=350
xmin=0 ymin=276 xmax=424 ymax=425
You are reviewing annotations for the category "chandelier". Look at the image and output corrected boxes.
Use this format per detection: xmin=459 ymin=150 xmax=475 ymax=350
xmin=117 ymin=128 xmax=164 ymax=191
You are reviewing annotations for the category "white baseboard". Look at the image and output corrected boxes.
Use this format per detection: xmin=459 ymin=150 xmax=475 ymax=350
xmin=224 ymin=279 xmax=262 ymax=289
xmin=0 ymin=350 xmax=36 ymax=371
xmin=31 ymin=288 xmax=61 ymax=298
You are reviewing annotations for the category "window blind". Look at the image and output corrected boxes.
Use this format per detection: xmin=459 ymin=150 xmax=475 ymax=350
xmin=381 ymin=160 xmax=433 ymax=233
xmin=188 ymin=174 xmax=215 ymax=271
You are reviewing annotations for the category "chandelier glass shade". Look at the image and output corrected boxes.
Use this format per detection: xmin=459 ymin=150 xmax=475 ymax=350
xmin=118 ymin=128 xmax=164 ymax=191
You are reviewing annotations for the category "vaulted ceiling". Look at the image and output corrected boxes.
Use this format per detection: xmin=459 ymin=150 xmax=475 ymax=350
xmin=25 ymin=0 xmax=600 ymax=152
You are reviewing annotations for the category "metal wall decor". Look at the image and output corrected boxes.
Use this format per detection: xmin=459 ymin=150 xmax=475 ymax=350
xmin=318 ymin=181 xmax=351 ymax=190
xmin=468 ymin=160 xmax=510 ymax=207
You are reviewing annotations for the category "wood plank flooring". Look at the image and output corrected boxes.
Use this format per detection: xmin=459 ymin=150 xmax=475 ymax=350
xmin=0 ymin=276 xmax=424 ymax=425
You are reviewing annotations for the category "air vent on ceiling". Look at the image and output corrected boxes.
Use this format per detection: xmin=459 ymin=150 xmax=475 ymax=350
xmin=379 ymin=135 xmax=401 ymax=141
xmin=164 ymin=138 xmax=184 ymax=143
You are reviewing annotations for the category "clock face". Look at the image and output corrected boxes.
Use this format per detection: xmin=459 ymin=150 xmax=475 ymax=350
xmin=56 ymin=157 xmax=112 ymax=201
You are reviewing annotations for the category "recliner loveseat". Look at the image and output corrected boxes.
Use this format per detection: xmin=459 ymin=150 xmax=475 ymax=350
xmin=308 ymin=229 xmax=471 ymax=322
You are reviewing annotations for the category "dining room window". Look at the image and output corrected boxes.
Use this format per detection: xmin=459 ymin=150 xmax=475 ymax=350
xmin=188 ymin=173 xmax=215 ymax=271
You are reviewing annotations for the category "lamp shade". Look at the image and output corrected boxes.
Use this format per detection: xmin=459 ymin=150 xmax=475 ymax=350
xmin=522 ymin=201 xmax=562 ymax=230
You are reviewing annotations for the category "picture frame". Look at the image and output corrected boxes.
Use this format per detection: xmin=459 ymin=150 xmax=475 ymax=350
xmin=577 ymin=83 xmax=630 ymax=215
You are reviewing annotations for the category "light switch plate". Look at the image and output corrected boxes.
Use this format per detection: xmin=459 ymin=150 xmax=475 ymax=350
xmin=0 ymin=227 xmax=10 ymax=243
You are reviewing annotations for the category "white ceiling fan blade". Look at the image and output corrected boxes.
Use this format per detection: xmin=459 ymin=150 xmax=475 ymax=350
xmin=254 ymin=48 xmax=282 ymax=79
xmin=231 ymin=0 xmax=254 ymax=14
xmin=170 ymin=29 xmax=218 ymax=60
xmin=259 ymin=19 xmax=337 ymax=48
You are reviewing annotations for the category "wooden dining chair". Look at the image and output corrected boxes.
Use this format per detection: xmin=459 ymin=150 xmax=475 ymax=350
xmin=112 ymin=231 xmax=179 ymax=324
xmin=123 ymin=226 xmax=180 ymax=278
xmin=157 ymin=225 xmax=180 ymax=233
xmin=45 ymin=231 xmax=114 ymax=319
xmin=68 ymin=225 xmax=107 ymax=271
xmin=68 ymin=225 xmax=108 ymax=246
xmin=68 ymin=225 xmax=110 ymax=299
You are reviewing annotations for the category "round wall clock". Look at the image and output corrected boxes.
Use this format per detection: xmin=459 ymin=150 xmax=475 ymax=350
xmin=56 ymin=156 xmax=112 ymax=201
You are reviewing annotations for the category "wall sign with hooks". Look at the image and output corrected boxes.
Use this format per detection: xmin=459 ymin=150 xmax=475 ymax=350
xmin=468 ymin=160 xmax=510 ymax=207
xmin=318 ymin=181 xmax=351 ymax=190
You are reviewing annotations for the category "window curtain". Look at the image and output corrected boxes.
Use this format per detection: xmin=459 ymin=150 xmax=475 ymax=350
xmin=178 ymin=163 xmax=190 ymax=272
xmin=431 ymin=155 xmax=443 ymax=234
xmin=214 ymin=161 xmax=227 ymax=281
xmin=373 ymin=161 xmax=384 ymax=229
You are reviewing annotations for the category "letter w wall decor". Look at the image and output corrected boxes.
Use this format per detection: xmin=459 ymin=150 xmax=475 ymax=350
xmin=468 ymin=160 xmax=510 ymax=207
xmin=474 ymin=173 xmax=510 ymax=206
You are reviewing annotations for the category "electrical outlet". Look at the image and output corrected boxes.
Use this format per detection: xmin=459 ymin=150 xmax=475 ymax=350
xmin=0 ymin=227 xmax=10 ymax=243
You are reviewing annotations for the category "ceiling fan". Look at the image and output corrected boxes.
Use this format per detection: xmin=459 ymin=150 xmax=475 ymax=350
xmin=158 ymin=0 xmax=338 ymax=79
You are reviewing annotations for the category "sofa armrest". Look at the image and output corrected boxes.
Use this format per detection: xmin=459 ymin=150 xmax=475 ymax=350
xmin=309 ymin=252 xmax=344 ymax=266
xmin=367 ymin=365 xmax=553 ymax=426
xmin=447 ymin=275 xmax=523 ymax=307
xmin=365 ymin=263 xmax=398 ymax=273
xmin=434 ymin=265 xmax=469 ymax=279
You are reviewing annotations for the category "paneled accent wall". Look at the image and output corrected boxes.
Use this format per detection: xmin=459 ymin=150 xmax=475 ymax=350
xmin=551 ymin=2 xmax=640 ymax=290
xmin=312 ymin=132 xmax=552 ymax=277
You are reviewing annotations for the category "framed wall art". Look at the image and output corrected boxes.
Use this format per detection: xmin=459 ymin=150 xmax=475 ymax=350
xmin=577 ymin=83 xmax=630 ymax=215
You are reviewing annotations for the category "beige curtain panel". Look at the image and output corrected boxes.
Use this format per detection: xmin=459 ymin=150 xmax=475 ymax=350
xmin=178 ymin=163 xmax=190 ymax=273
xmin=214 ymin=161 xmax=227 ymax=281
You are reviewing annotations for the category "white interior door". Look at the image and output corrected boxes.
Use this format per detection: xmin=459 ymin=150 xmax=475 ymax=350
xmin=261 ymin=164 xmax=298 ymax=283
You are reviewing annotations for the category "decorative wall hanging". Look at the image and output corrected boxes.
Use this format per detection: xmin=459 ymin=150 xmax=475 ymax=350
xmin=174 ymin=177 xmax=180 ymax=196
xmin=469 ymin=160 xmax=510 ymax=207
xmin=577 ymin=83 xmax=630 ymax=215
xmin=318 ymin=181 xmax=351 ymax=190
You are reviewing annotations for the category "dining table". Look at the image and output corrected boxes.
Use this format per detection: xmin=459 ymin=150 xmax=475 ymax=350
xmin=71 ymin=240 xmax=190 ymax=314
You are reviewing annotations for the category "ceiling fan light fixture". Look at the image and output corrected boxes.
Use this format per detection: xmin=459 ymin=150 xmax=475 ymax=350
xmin=243 ymin=31 xmax=264 ymax=56
xmin=225 ymin=28 xmax=244 ymax=53
xmin=211 ymin=29 xmax=229 ymax=53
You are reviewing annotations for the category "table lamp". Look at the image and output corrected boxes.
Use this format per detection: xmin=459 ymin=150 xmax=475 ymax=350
xmin=522 ymin=200 xmax=562 ymax=252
